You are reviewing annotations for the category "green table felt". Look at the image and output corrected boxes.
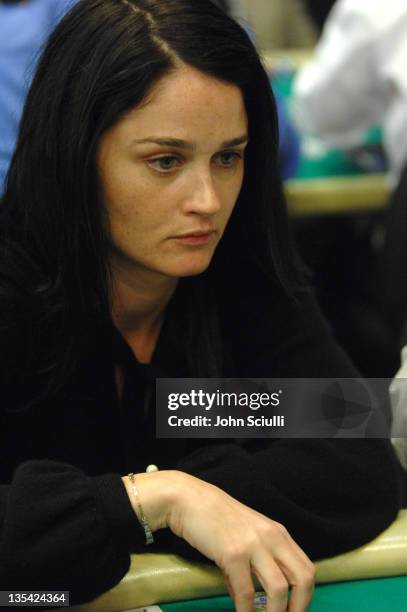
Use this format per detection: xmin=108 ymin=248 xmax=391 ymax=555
xmin=161 ymin=576 xmax=407 ymax=611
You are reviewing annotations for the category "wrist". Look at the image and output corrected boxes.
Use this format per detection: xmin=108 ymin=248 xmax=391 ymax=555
xmin=122 ymin=469 xmax=185 ymax=532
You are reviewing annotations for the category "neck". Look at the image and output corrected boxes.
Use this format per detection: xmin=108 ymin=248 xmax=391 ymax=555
xmin=110 ymin=259 xmax=178 ymax=363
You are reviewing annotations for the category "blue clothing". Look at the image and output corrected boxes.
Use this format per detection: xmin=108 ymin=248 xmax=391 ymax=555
xmin=0 ymin=0 xmax=76 ymax=194
xmin=0 ymin=0 xmax=298 ymax=192
xmin=275 ymin=95 xmax=301 ymax=180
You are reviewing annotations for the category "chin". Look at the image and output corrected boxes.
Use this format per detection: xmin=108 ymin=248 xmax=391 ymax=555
xmin=175 ymin=263 xmax=211 ymax=277
xmin=178 ymin=266 xmax=210 ymax=278
xmin=162 ymin=257 xmax=212 ymax=278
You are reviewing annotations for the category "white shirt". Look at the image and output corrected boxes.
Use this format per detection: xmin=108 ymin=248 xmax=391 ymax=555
xmin=292 ymin=0 xmax=407 ymax=184
xmin=391 ymin=346 xmax=407 ymax=470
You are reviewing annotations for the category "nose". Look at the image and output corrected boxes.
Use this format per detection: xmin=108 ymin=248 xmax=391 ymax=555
xmin=183 ymin=168 xmax=221 ymax=217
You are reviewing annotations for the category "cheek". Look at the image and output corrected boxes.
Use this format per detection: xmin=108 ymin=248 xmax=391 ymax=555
xmin=105 ymin=177 xmax=149 ymax=225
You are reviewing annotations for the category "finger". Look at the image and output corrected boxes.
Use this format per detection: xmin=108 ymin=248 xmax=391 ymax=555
xmin=247 ymin=509 xmax=315 ymax=577
xmin=225 ymin=575 xmax=235 ymax=601
xmin=248 ymin=510 xmax=311 ymax=569
xmin=259 ymin=522 xmax=315 ymax=611
xmin=265 ymin=544 xmax=315 ymax=612
xmin=224 ymin=562 xmax=256 ymax=612
xmin=282 ymin=530 xmax=316 ymax=572
xmin=250 ymin=559 xmax=289 ymax=612
xmin=286 ymin=558 xmax=315 ymax=612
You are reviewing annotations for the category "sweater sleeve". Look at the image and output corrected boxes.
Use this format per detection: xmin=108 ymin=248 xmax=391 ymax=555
xmin=167 ymin=438 xmax=402 ymax=563
xmin=0 ymin=460 xmax=146 ymax=605
xmin=154 ymin=289 xmax=404 ymax=563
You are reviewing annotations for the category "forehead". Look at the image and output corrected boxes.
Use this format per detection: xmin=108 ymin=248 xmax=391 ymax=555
xmin=113 ymin=65 xmax=248 ymax=144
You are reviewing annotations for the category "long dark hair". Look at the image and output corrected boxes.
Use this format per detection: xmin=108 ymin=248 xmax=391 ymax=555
xmin=1 ymin=0 xmax=304 ymax=405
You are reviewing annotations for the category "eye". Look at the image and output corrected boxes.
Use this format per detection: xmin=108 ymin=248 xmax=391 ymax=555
xmin=147 ymin=155 xmax=181 ymax=173
xmin=215 ymin=151 xmax=244 ymax=168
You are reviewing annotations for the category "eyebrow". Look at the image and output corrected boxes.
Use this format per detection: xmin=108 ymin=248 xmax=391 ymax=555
xmin=130 ymin=135 xmax=249 ymax=149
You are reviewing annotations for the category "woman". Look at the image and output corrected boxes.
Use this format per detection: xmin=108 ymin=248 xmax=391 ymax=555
xmin=0 ymin=1 xmax=402 ymax=610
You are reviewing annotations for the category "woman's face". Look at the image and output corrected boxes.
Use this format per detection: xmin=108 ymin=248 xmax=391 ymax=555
xmin=97 ymin=64 xmax=248 ymax=280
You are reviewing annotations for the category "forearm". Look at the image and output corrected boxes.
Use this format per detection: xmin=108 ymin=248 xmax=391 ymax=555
xmin=0 ymin=461 xmax=144 ymax=604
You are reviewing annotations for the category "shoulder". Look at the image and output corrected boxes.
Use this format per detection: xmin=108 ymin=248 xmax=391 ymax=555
xmin=221 ymin=278 xmax=358 ymax=378
xmin=228 ymin=282 xmax=328 ymax=342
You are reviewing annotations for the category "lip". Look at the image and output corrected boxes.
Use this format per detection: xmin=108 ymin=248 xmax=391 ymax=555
xmin=175 ymin=229 xmax=215 ymax=238
xmin=172 ymin=230 xmax=215 ymax=246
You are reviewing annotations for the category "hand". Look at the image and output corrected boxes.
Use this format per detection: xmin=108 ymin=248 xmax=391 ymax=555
xmin=123 ymin=470 xmax=315 ymax=611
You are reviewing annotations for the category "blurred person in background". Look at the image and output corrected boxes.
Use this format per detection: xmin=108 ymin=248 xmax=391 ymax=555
xmin=382 ymin=165 xmax=407 ymax=478
xmin=275 ymin=95 xmax=301 ymax=180
xmin=215 ymin=0 xmax=301 ymax=179
xmin=290 ymin=0 xmax=407 ymax=378
xmin=302 ymin=0 xmax=336 ymax=32
xmin=0 ymin=0 xmax=76 ymax=195
xmin=293 ymin=0 xmax=407 ymax=185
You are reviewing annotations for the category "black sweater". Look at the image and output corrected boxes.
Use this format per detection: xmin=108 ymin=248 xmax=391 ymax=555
xmin=0 ymin=283 xmax=403 ymax=605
